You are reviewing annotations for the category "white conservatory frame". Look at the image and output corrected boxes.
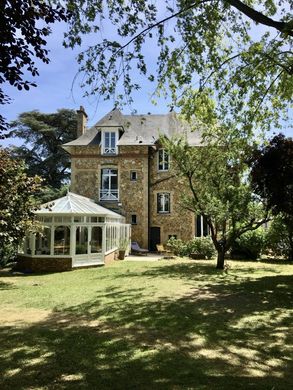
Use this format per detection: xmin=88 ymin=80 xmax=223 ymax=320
xmin=19 ymin=192 xmax=131 ymax=268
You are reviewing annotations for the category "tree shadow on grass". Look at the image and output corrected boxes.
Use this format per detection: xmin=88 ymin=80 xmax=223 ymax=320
xmin=0 ymin=270 xmax=292 ymax=389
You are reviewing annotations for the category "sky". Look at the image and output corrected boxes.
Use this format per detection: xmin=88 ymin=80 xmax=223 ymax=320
xmin=1 ymin=11 xmax=292 ymax=148
xmin=1 ymin=21 xmax=170 ymax=148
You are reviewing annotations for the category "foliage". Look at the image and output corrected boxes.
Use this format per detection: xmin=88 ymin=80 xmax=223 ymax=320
xmin=231 ymin=228 xmax=266 ymax=260
xmin=0 ymin=1 xmax=69 ymax=135
xmin=167 ymin=237 xmax=188 ymax=257
xmin=9 ymin=109 xmax=77 ymax=189
xmin=163 ymin=131 xmax=268 ymax=269
xmin=265 ymin=216 xmax=292 ymax=260
xmin=118 ymin=238 xmax=129 ymax=251
xmin=250 ymin=134 xmax=293 ymax=260
xmin=167 ymin=236 xmax=215 ymax=259
xmin=64 ymin=0 xmax=292 ymax=133
xmin=187 ymin=237 xmax=216 ymax=259
xmin=0 ymin=148 xmax=41 ymax=265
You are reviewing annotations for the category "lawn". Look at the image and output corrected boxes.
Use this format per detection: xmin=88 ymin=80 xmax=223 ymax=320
xmin=0 ymin=259 xmax=292 ymax=389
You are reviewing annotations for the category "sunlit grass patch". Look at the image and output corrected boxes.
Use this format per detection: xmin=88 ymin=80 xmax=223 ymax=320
xmin=0 ymin=259 xmax=292 ymax=389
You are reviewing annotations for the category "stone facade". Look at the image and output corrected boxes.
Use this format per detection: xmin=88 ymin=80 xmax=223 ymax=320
xmin=15 ymin=255 xmax=72 ymax=273
xmin=68 ymin=143 xmax=195 ymax=250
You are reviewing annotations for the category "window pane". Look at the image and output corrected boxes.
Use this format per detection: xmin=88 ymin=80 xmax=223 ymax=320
xmin=54 ymin=226 xmax=70 ymax=255
xmin=91 ymin=226 xmax=102 ymax=253
xmin=76 ymin=226 xmax=88 ymax=254
xmin=35 ymin=228 xmax=51 ymax=255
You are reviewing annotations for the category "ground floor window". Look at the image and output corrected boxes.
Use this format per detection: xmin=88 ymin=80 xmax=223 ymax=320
xmin=91 ymin=226 xmax=103 ymax=253
xmin=196 ymin=215 xmax=209 ymax=237
xmin=76 ymin=226 xmax=88 ymax=254
xmin=54 ymin=226 xmax=70 ymax=255
xmin=157 ymin=193 xmax=170 ymax=213
xmin=35 ymin=227 xmax=51 ymax=255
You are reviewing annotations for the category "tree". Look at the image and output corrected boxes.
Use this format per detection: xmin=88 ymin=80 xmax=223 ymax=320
xmin=250 ymin=134 xmax=293 ymax=260
xmin=9 ymin=109 xmax=77 ymax=190
xmin=0 ymin=1 xmax=69 ymax=135
xmin=162 ymin=128 xmax=268 ymax=269
xmin=0 ymin=148 xmax=41 ymax=264
xmin=64 ymin=0 xmax=292 ymax=133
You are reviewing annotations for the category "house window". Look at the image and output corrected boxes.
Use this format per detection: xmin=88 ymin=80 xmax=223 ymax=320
xmin=130 ymin=171 xmax=137 ymax=181
xmin=196 ymin=215 xmax=209 ymax=237
xmin=131 ymin=214 xmax=137 ymax=225
xmin=157 ymin=193 xmax=170 ymax=213
xmin=103 ymin=131 xmax=117 ymax=154
xmin=100 ymin=168 xmax=118 ymax=201
xmin=158 ymin=149 xmax=169 ymax=171
xmin=168 ymin=235 xmax=177 ymax=240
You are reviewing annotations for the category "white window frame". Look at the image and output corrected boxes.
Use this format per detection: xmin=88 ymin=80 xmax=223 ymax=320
xmin=157 ymin=192 xmax=171 ymax=214
xmin=100 ymin=168 xmax=119 ymax=201
xmin=102 ymin=131 xmax=118 ymax=155
xmin=158 ymin=149 xmax=169 ymax=171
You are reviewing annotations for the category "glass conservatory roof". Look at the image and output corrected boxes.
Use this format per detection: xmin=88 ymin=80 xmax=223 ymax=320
xmin=35 ymin=192 xmax=123 ymax=218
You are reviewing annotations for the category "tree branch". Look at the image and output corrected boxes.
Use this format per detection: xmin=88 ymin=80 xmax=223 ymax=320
xmin=226 ymin=0 xmax=293 ymax=37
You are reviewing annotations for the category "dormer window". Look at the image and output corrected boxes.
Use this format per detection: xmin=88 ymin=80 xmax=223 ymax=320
xmin=102 ymin=131 xmax=117 ymax=155
xmin=158 ymin=149 xmax=169 ymax=171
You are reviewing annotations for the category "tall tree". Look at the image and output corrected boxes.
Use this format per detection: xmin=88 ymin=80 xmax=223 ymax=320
xmin=64 ymin=0 xmax=292 ymax=133
xmin=9 ymin=109 xmax=77 ymax=189
xmin=250 ymin=134 xmax=293 ymax=260
xmin=162 ymin=127 xmax=268 ymax=269
xmin=0 ymin=1 xmax=69 ymax=135
xmin=0 ymin=148 xmax=41 ymax=264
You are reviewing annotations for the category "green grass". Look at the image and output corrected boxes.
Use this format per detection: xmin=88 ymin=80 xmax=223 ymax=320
xmin=0 ymin=259 xmax=292 ymax=389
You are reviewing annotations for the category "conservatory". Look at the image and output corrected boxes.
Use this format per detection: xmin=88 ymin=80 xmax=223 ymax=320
xmin=16 ymin=192 xmax=131 ymax=272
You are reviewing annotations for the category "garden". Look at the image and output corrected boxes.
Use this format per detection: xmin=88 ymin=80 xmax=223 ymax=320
xmin=1 ymin=259 xmax=292 ymax=389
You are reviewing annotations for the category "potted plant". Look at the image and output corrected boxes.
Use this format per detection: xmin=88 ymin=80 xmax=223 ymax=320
xmin=118 ymin=238 xmax=129 ymax=260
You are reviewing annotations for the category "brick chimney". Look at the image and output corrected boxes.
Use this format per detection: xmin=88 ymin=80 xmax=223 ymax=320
xmin=76 ymin=106 xmax=88 ymax=138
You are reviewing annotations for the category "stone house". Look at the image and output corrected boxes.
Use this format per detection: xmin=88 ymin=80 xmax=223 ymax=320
xmin=63 ymin=107 xmax=208 ymax=250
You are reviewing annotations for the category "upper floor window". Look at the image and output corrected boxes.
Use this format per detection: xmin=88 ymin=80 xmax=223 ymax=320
xmin=157 ymin=192 xmax=170 ymax=213
xmin=158 ymin=149 xmax=169 ymax=171
xmin=103 ymin=131 xmax=117 ymax=155
xmin=100 ymin=168 xmax=118 ymax=201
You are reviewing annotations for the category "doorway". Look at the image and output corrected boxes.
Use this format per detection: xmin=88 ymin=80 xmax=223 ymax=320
xmin=150 ymin=227 xmax=161 ymax=251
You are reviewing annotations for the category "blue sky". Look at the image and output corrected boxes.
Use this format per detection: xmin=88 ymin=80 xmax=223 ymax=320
xmin=1 ymin=17 xmax=292 ymax=148
xmin=1 ymin=22 xmax=170 ymax=147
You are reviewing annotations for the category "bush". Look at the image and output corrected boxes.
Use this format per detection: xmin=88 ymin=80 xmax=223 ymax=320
xmin=265 ymin=216 xmax=292 ymax=259
xmin=0 ymin=243 xmax=17 ymax=267
xmin=166 ymin=237 xmax=189 ymax=256
xmin=187 ymin=237 xmax=216 ymax=259
xmin=230 ymin=229 xmax=266 ymax=260
xmin=167 ymin=236 xmax=216 ymax=259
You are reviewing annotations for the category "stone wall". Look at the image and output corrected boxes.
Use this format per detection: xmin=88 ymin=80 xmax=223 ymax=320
xmin=67 ymin=142 xmax=195 ymax=249
xmin=15 ymin=256 xmax=72 ymax=273
xmin=149 ymin=149 xmax=195 ymax=244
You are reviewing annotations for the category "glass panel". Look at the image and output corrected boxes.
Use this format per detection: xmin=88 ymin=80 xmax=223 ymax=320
xmin=91 ymin=226 xmax=102 ymax=253
xmin=100 ymin=168 xmax=119 ymax=200
xmin=76 ymin=226 xmax=88 ymax=254
xmin=43 ymin=217 xmax=52 ymax=223
xmin=54 ymin=226 xmax=70 ymax=255
xmin=74 ymin=216 xmax=83 ymax=222
xmin=35 ymin=228 xmax=51 ymax=255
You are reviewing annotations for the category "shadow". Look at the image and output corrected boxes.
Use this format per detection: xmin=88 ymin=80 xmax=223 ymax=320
xmin=1 ymin=266 xmax=292 ymax=389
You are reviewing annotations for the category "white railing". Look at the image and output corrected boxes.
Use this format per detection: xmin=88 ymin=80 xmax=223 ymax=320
xmin=102 ymin=147 xmax=118 ymax=155
xmin=99 ymin=189 xmax=119 ymax=201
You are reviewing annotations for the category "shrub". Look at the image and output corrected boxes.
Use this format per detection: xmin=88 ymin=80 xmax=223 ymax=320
xmin=231 ymin=229 xmax=266 ymax=260
xmin=166 ymin=237 xmax=189 ymax=256
xmin=167 ymin=236 xmax=216 ymax=259
xmin=265 ymin=216 xmax=292 ymax=259
xmin=0 ymin=243 xmax=17 ymax=267
xmin=187 ymin=237 xmax=216 ymax=259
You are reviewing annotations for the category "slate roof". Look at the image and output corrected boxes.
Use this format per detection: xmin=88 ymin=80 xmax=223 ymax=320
xmin=35 ymin=192 xmax=124 ymax=218
xmin=63 ymin=109 xmax=202 ymax=148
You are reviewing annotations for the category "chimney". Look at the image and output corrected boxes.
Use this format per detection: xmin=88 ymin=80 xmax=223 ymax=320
xmin=76 ymin=106 xmax=88 ymax=138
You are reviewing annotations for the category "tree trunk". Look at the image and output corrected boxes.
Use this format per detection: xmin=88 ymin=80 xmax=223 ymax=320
xmin=216 ymin=247 xmax=226 ymax=269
